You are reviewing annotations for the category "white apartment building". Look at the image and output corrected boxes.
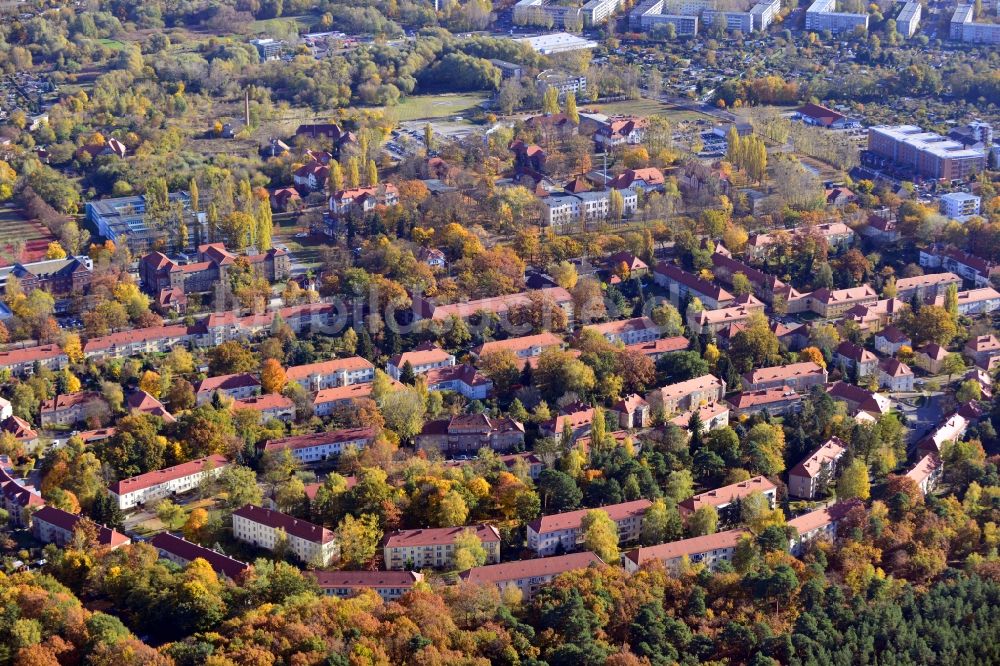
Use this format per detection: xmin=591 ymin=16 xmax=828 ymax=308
xmin=527 ymin=500 xmax=651 ymax=555
xmin=581 ymin=316 xmax=660 ymax=345
xmin=787 ymin=438 xmax=847 ymax=499
xmin=285 ymin=356 xmax=375 ymax=392
xmin=383 ymin=524 xmax=502 ymax=570
xmin=940 ymin=192 xmax=981 ymax=221
xmin=541 ymin=189 xmax=638 ymax=230
xmin=232 ymin=504 xmax=339 ymax=566
xmin=786 ymin=500 xmax=860 ymax=556
xmin=262 ymin=427 xmax=376 ymax=464
xmin=109 ymin=455 xmax=229 ymax=510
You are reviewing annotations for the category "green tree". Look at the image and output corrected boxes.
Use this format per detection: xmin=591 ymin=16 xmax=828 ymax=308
xmin=837 ymin=459 xmax=871 ymax=500
xmin=542 ymin=86 xmax=559 ymax=114
xmin=564 ymin=91 xmax=579 ymax=124
xmin=453 ymin=529 xmax=488 ymax=570
xmin=688 ymin=505 xmax=719 ymax=537
xmin=336 ymin=513 xmax=383 ymax=567
xmin=641 ymin=498 xmax=683 ymax=545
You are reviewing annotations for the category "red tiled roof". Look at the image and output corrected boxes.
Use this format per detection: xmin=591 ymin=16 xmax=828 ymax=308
xmin=232 ymin=394 xmax=294 ymax=412
xmin=286 ymin=357 xmax=373 ymax=381
xmin=905 ymin=453 xmax=942 ymax=485
xmin=475 ymin=332 xmax=563 ymax=357
xmin=680 ymin=476 xmax=775 ymax=513
xmin=313 ymin=570 xmax=423 ymax=591
xmin=583 ymin=316 xmax=658 ymax=338
xmin=389 ymin=346 xmax=452 ymax=369
xmin=149 ymin=532 xmax=250 ymax=579
xmin=109 ymin=455 xmax=228 ymax=496
xmin=624 ymin=529 xmax=746 ymax=566
xmin=786 ymin=499 xmax=861 ymax=534
xmin=625 ymin=336 xmax=690 ymax=356
xmin=263 ymin=428 xmax=376 ymax=453
xmin=195 ymin=373 xmax=261 ymax=394
xmin=83 ymin=325 xmax=190 ymax=353
xmin=527 ymin=500 xmax=652 ymax=535
xmin=727 ymin=386 xmax=801 ymax=410
xmin=0 ymin=344 xmax=65 ymax=367
xmin=40 ymin=391 xmax=100 ymax=413
xmin=461 ymin=551 xmax=603 ymax=584
xmin=789 ymin=437 xmax=847 ymax=479
xmin=743 ymin=362 xmax=824 ymax=385
xmin=33 ymin=506 xmax=129 ymax=547
xmin=654 ymin=262 xmax=733 ymax=302
xmin=233 ymin=504 xmax=335 ymax=544
xmin=384 ymin=524 xmax=500 ymax=548
xmin=797 ymin=103 xmax=845 ymax=126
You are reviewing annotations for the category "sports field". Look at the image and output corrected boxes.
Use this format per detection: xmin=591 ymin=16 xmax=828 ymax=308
xmin=582 ymin=98 xmax=713 ymax=123
xmin=0 ymin=206 xmax=57 ymax=266
xmin=388 ymin=93 xmax=490 ymax=122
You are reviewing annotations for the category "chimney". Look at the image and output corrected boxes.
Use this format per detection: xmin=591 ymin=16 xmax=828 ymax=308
xmin=244 ymin=89 xmax=250 ymax=127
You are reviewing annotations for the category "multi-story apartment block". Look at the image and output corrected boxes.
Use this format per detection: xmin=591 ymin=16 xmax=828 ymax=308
xmin=474 ymin=332 xmax=564 ymax=362
xmin=622 ymin=529 xmax=746 ymax=573
xmin=950 ymin=4 xmax=1000 ymax=44
xmin=727 ymin=386 xmax=803 ymax=417
xmin=0 ymin=256 xmax=93 ymax=312
xmin=874 ymin=326 xmax=911 ymax=356
xmin=964 ymin=334 xmax=1000 ymax=370
xmin=788 ymin=437 xmax=847 ymax=499
xmin=897 ymin=0 xmax=921 ymax=37
xmin=387 ymin=345 xmax=455 ymax=379
xmin=805 ymin=0 xmax=869 ymax=33
xmin=786 ymin=500 xmax=860 ymax=556
xmin=286 ymin=357 xmax=375 ymax=392
xmin=32 ymin=506 xmax=130 ymax=549
xmin=919 ymin=246 xmax=1000 ymax=288
xmin=894 ymin=272 xmax=961 ymax=301
xmin=582 ymin=0 xmax=624 ymax=25
xmin=262 ymin=427 xmax=376 ymax=464
xmin=834 ymin=341 xmax=879 ymax=377
xmin=423 ymin=364 xmax=493 ymax=400
xmin=527 ymin=500 xmax=652 ymax=556
xmin=654 ymin=262 xmax=734 ymax=310
xmin=687 ymin=296 xmax=766 ymax=335
xmin=646 ymin=374 xmax=726 ymax=416
xmin=312 ymin=382 xmax=381 ymax=416
xmin=314 ymin=571 xmax=424 ymax=602
xmin=194 ymin=373 xmax=261 ymax=405
xmin=0 ymin=344 xmax=67 ymax=377
xmin=416 ymin=414 xmax=525 ymax=455
xmin=461 ymin=552 xmax=604 ymax=599
xmin=742 ymin=362 xmax=827 ymax=392
xmin=868 ymin=125 xmax=986 ymax=181
xmin=905 ymin=453 xmax=943 ymax=495
xmin=109 ymin=455 xmax=229 ymax=510
xmin=0 ymin=462 xmax=45 ymax=528
xmin=329 ymin=184 xmax=400 ymax=216
xmin=540 ymin=403 xmax=596 ymax=441
xmin=679 ymin=476 xmax=776 ymax=524
xmin=581 ymin=316 xmax=660 ymax=345
xmin=383 ymin=524 xmax=501 ymax=570
xmin=149 ymin=532 xmax=251 ymax=580
xmin=879 ymin=358 xmax=915 ymax=391
xmin=39 ymin=392 xmax=103 ymax=427
xmin=745 ymin=222 xmax=855 ymax=261
xmin=797 ymin=285 xmax=879 ymax=318
xmin=233 ymin=504 xmax=339 ymax=566
xmin=82 ymin=324 xmax=193 ymax=360
xmin=541 ymin=189 xmax=638 ymax=230
xmin=940 ymin=192 xmax=982 ymax=221
xmin=232 ymin=394 xmax=296 ymax=423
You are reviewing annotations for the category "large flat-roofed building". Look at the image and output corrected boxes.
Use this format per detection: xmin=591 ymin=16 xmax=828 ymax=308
xmin=85 ymin=192 xmax=207 ymax=254
xmin=383 ymin=524 xmax=501 ymax=570
xmin=515 ymin=32 xmax=598 ymax=54
xmin=630 ymin=0 xmax=776 ymax=32
xmin=232 ymin=504 xmax=339 ymax=566
xmin=897 ymin=0 xmax=921 ymax=37
xmin=527 ymin=499 xmax=652 ymax=555
xmin=461 ymin=552 xmax=604 ymax=599
xmin=950 ymin=4 xmax=1000 ymax=43
xmin=868 ymin=125 xmax=986 ymax=181
xmin=582 ymin=0 xmax=625 ymax=25
xmin=940 ymin=192 xmax=981 ymax=221
xmin=805 ymin=0 xmax=869 ymax=33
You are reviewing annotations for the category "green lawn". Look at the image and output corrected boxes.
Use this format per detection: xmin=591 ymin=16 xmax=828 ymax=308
xmin=387 ymin=93 xmax=490 ymax=122
xmin=97 ymin=38 xmax=127 ymax=50
xmin=251 ymin=15 xmax=315 ymax=35
xmin=583 ymin=98 xmax=711 ymax=123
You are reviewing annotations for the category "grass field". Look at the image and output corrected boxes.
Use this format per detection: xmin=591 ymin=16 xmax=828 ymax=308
xmin=387 ymin=93 xmax=490 ymax=122
xmin=97 ymin=38 xmax=127 ymax=50
xmin=251 ymin=15 xmax=315 ymax=35
xmin=582 ymin=98 xmax=713 ymax=123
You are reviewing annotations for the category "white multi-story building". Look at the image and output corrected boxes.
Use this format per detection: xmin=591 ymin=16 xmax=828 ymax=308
xmin=805 ymin=0 xmax=869 ymax=33
xmin=951 ymin=4 xmax=1000 ymax=44
xmin=109 ymin=455 xmax=229 ymax=510
xmin=541 ymin=189 xmax=639 ymax=230
xmin=897 ymin=0 xmax=921 ymax=38
xmin=387 ymin=345 xmax=455 ymax=379
xmin=788 ymin=437 xmax=847 ymax=499
xmin=527 ymin=500 xmax=651 ymax=555
xmin=262 ymin=427 xmax=376 ymax=464
xmin=314 ymin=571 xmax=424 ymax=602
xmin=940 ymin=192 xmax=981 ymax=221
xmin=286 ymin=356 xmax=375 ymax=392
xmin=194 ymin=373 xmax=261 ymax=405
xmin=233 ymin=504 xmax=339 ymax=566
xmin=786 ymin=501 xmax=860 ymax=556
xmin=582 ymin=316 xmax=660 ymax=345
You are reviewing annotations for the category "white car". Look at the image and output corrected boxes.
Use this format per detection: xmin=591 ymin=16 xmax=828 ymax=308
xmin=294 ymin=232 xmax=309 ymax=238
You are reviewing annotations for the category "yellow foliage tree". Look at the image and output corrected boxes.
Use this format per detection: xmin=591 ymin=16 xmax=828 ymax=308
xmin=138 ymin=370 xmax=162 ymax=398
xmin=260 ymin=358 xmax=287 ymax=394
